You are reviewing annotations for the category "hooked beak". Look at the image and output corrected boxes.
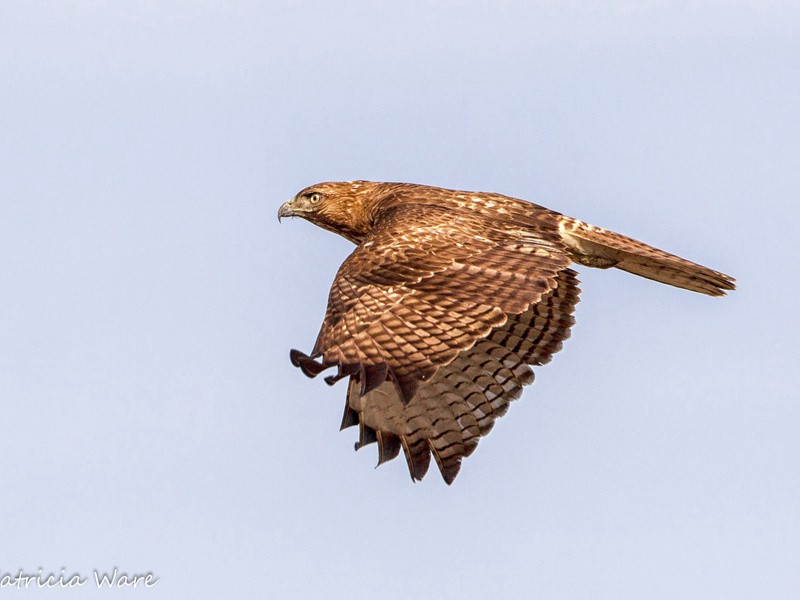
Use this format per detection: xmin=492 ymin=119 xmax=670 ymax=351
xmin=277 ymin=200 xmax=295 ymax=222
xmin=278 ymin=196 xmax=316 ymax=222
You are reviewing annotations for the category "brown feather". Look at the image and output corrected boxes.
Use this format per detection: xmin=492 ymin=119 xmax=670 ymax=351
xmin=558 ymin=216 xmax=735 ymax=296
xmin=281 ymin=181 xmax=734 ymax=483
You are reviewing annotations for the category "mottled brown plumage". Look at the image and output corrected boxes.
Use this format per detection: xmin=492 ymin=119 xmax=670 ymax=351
xmin=278 ymin=181 xmax=735 ymax=484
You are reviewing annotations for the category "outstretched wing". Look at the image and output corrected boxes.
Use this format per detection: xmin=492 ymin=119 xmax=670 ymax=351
xmin=302 ymin=203 xmax=571 ymax=402
xmin=340 ymin=268 xmax=580 ymax=483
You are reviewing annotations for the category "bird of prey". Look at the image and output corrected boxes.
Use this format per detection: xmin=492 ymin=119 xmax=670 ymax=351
xmin=278 ymin=181 xmax=734 ymax=484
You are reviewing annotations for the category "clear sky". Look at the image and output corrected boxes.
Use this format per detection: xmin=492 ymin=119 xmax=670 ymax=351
xmin=1 ymin=2 xmax=798 ymax=598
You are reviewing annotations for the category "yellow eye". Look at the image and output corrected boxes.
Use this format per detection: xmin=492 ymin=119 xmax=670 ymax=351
xmin=308 ymin=192 xmax=322 ymax=204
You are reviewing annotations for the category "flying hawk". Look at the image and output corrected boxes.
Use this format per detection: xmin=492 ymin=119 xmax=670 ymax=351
xmin=278 ymin=181 xmax=734 ymax=484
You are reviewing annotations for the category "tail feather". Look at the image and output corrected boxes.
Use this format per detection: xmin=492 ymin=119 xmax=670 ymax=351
xmin=558 ymin=216 xmax=736 ymax=296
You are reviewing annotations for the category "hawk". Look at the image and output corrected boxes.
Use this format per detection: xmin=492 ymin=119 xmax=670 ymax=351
xmin=278 ymin=181 xmax=734 ymax=484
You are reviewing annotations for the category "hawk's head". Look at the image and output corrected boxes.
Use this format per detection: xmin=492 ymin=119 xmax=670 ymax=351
xmin=278 ymin=181 xmax=387 ymax=244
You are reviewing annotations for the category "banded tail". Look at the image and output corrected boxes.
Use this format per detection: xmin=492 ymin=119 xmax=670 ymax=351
xmin=558 ymin=216 xmax=736 ymax=296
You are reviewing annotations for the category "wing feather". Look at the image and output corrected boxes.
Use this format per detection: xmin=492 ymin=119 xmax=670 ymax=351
xmin=341 ymin=268 xmax=580 ymax=483
xmin=310 ymin=204 xmax=571 ymax=401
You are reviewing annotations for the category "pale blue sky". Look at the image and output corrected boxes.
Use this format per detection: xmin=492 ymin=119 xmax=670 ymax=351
xmin=1 ymin=2 xmax=798 ymax=598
